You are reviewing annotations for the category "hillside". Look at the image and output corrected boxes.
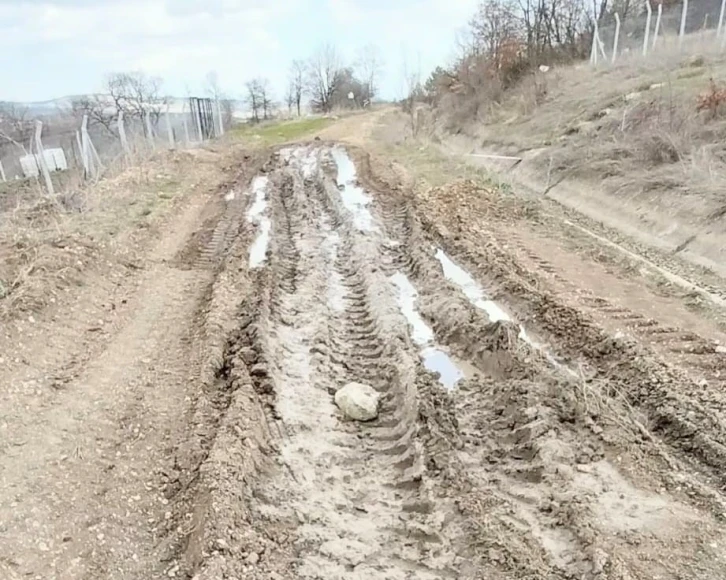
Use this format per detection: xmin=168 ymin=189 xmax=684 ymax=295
xmin=424 ymin=40 xmax=726 ymax=281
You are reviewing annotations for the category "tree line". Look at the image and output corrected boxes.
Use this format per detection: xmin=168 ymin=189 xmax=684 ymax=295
xmin=245 ymin=43 xmax=383 ymax=122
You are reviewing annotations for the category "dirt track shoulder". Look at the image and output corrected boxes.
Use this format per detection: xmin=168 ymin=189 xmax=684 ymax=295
xmin=0 ymin=147 xmax=267 ymax=579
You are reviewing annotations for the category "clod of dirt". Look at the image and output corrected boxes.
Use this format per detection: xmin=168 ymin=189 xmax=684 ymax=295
xmin=334 ymin=382 xmax=381 ymax=421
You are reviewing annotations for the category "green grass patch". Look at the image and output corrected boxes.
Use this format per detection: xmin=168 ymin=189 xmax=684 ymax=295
xmin=230 ymin=116 xmax=334 ymax=146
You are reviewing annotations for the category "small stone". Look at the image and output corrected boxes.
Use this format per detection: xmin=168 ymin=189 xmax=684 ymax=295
xmin=247 ymin=552 xmax=260 ymax=565
xmin=334 ymin=382 xmax=381 ymax=422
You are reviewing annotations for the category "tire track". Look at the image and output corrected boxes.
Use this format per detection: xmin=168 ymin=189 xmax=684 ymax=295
xmin=184 ymin=144 xmax=726 ymax=580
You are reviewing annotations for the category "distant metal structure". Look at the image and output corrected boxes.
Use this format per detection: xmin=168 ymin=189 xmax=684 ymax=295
xmin=189 ymin=97 xmax=215 ymax=141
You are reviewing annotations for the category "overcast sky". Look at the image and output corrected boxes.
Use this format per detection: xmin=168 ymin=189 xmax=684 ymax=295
xmin=0 ymin=0 xmax=478 ymax=103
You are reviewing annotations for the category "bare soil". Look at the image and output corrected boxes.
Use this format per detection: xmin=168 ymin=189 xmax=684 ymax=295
xmin=2 ymin=121 xmax=726 ymax=579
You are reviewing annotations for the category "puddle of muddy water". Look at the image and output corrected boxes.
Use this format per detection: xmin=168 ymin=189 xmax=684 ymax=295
xmin=247 ymin=176 xmax=271 ymax=268
xmin=435 ymin=248 xmax=577 ymax=377
xmin=330 ymin=147 xmax=377 ymax=232
xmin=436 ymin=249 xmax=528 ymax=340
xmin=390 ymin=272 xmax=464 ymax=389
xmin=282 ymin=146 xmax=319 ymax=178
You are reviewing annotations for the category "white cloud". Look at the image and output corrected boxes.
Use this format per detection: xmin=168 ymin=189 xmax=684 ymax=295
xmin=0 ymin=0 xmax=476 ymax=101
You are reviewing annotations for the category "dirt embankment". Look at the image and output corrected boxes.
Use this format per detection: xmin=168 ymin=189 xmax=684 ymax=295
xmin=0 ymin=145 xmax=269 ymax=579
xmin=424 ymin=50 xmax=726 ymax=281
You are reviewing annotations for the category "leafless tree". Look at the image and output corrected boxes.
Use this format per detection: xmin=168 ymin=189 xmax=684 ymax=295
xmin=260 ymin=79 xmax=274 ymax=120
xmin=0 ymin=102 xmax=32 ymax=152
xmin=306 ymin=44 xmax=344 ymax=113
xmin=356 ymin=44 xmax=384 ymax=106
xmin=289 ymin=59 xmax=305 ymax=116
xmin=245 ymin=78 xmax=274 ymax=122
xmin=71 ymin=72 xmax=167 ymax=137
xmin=285 ymin=83 xmax=296 ymax=116
xmin=400 ymin=52 xmax=423 ymax=135
xmin=245 ymin=79 xmax=263 ymax=123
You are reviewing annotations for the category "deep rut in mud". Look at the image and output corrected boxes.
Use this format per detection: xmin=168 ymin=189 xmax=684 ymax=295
xmin=182 ymin=145 xmax=726 ymax=580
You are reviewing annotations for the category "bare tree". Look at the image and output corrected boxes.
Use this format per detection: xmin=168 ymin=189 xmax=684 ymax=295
xmin=0 ymin=102 xmax=32 ymax=152
xmin=245 ymin=78 xmax=274 ymax=122
xmin=356 ymin=44 xmax=384 ymax=106
xmin=289 ymin=59 xmax=305 ymax=116
xmin=285 ymin=83 xmax=296 ymax=116
xmin=71 ymin=72 xmax=167 ymax=136
xmin=401 ymin=52 xmax=423 ymax=135
xmin=306 ymin=44 xmax=344 ymax=113
xmin=245 ymin=79 xmax=263 ymax=123
xmin=260 ymin=79 xmax=274 ymax=120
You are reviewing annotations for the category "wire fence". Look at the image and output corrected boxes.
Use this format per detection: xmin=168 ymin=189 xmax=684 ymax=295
xmin=0 ymin=97 xmax=225 ymax=198
xmin=593 ymin=0 xmax=726 ymax=65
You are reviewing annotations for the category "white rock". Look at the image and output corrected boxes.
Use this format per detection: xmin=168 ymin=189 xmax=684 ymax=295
xmin=334 ymin=382 xmax=381 ymax=422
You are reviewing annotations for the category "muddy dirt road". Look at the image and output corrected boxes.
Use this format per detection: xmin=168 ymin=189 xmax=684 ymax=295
xmin=3 ymin=140 xmax=726 ymax=579
xmin=178 ymin=144 xmax=726 ymax=579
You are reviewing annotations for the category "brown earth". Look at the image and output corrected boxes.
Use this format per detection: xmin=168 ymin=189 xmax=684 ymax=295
xmin=2 ymin=115 xmax=726 ymax=579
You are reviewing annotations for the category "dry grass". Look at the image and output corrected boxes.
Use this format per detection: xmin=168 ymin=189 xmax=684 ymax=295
xmin=428 ymin=33 xmax=726 ymax=229
xmin=0 ymin=147 xmax=222 ymax=319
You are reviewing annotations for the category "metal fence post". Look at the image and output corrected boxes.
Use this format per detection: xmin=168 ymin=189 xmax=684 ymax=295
xmin=182 ymin=102 xmax=191 ymax=146
xmin=145 ymin=111 xmax=155 ymax=149
xmin=165 ymin=104 xmax=175 ymax=148
xmin=34 ymin=121 xmax=54 ymax=195
xmin=76 ymin=130 xmax=88 ymax=175
xmin=0 ymin=160 xmax=6 ymax=182
xmin=81 ymin=115 xmax=94 ymax=178
xmin=118 ymin=110 xmax=131 ymax=158
xmin=719 ymin=0 xmax=726 ymax=37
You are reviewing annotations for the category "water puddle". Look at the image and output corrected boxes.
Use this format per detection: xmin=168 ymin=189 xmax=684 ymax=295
xmin=435 ymin=249 xmax=577 ymax=377
xmin=435 ymin=249 xmax=528 ymax=340
xmin=330 ymin=147 xmax=377 ymax=232
xmin=390 ymin=272 xmax=464 ymax=389
xmin=282 ymin=146 xmax=319 ymax=178
xmin=247 ymin=176 xmax=271 ymax=268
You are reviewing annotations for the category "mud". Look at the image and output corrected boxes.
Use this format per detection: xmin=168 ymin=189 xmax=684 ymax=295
xmin=171 ymin=144 xmax=726 ymax=580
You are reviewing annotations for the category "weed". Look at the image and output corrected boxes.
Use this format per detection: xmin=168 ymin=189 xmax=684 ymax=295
xmin=696 ymin=78 xmax=726 ymax=118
